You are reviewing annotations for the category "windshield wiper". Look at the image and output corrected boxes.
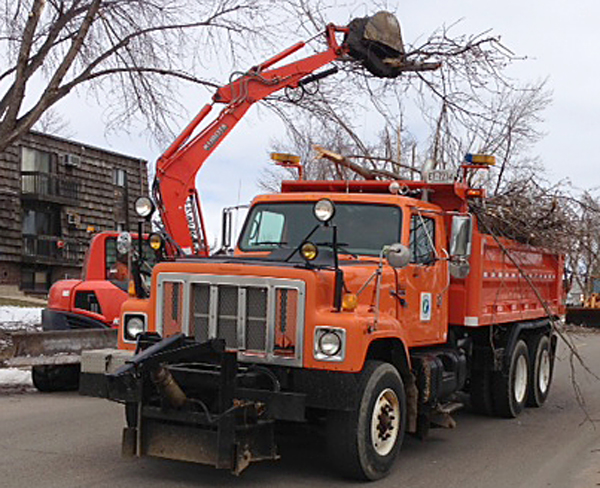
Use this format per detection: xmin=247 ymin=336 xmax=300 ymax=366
xmin=255 ymin=241 xmax=288 ymax=247
xmin=316 ymin=242 xmax=358 ymax=259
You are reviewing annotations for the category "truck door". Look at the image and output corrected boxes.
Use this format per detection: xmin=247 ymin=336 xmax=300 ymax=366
xmin=401 ymin=211 xmax=448 ymax=345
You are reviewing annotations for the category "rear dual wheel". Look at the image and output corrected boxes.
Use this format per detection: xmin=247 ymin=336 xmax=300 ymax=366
xmin=471 ymin=334 xmax=554 ymax=418
xmin=492 ymin=340 xmax=530 ymax=418
xmin=527 ymin=334 xmax=553 ymax=408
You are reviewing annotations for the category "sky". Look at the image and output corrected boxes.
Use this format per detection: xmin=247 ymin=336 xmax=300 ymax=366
xmin=47 ymin=0 xmax=600 ymax=246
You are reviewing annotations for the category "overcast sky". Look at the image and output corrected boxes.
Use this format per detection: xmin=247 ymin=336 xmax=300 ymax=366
xmin=51 ymin=1 xmax=599 ymax=245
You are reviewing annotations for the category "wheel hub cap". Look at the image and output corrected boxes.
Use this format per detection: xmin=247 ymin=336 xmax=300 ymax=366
xmin=370 ymin=388 xmax=400 ymax=456
xmin=539 ymin=349 xmax=551 ymax=394
xmin=514 ymin=355 xmax=528 ymax=404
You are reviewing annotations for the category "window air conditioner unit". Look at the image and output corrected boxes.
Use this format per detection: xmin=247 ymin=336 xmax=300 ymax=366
xmin=64 ymin=154 xmax=81 ymax=167
xmin=67 ymin=212 xmax=81 ymax=226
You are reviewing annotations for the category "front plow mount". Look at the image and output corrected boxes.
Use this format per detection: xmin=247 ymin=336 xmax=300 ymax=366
xmin=85 ymin=334 xmax=304 ymax=474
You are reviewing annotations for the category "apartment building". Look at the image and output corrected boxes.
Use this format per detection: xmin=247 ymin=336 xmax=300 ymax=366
xmin=0 ymin=131 xmax=148 ymax=293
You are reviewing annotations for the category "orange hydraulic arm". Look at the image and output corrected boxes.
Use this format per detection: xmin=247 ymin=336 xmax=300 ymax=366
xmin=153 ymin=24 xmax=349 ymax=256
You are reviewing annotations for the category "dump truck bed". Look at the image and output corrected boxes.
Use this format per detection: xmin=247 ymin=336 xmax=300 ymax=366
xmin=449 ymin=233 xmax=563 ymax=327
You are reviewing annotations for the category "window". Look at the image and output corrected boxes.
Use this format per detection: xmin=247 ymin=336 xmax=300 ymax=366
xmin=113 ymin=168 xmax=127 ymax=187
xmin=239 ymin=202 xmax=402 ymax=257
xmin=410 ymin=214 xmax=436 ymax=265
xmin=105 ymin=237 xmax=159 ymax=287
xmin=21 ymin=147 xmax=57 ymax=194
xmin=21 ymin=147 xmax=55 ymax=173
xmin=246 ymin=210 xmax=285 ymax=246
xmin=21 ymin=267 xmax=50 ymax=292
xmin=22 ymin=205 xmax=61 ymax=236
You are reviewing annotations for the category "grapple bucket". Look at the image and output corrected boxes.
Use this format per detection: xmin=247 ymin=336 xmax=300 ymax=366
xmin=346 ymin=11 xmax=441 ymax=77
xmin=346 ymin=11 xmax=405 ymax=78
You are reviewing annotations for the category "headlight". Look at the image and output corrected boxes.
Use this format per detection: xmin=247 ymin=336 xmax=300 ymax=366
xmin=314 ymin=326 xmax=346 ymax=361
xmin=319 ymin=332 xmax=341 ymax=356
xmin=135 ymin=196 xmax=155 ymax=219
xmin=124 ymin=314 xmax=146 ymax=341
xmin=314 ymin=199 xmax=335 ymax=223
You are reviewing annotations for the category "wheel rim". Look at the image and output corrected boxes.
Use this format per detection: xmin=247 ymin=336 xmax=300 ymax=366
xmin=538 ymin=349 xmax=551 ymax=394
xmin=514 ymin=354 xmax=528 ymax=404
xmin=370 ymin=388 xmax=400 ymax=456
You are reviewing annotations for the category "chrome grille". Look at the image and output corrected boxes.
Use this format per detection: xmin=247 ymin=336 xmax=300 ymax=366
xmin=246 ymin=287 xmax=267 ymax=352
xmin=190 ymin=283 xmax=210 ymax=343
xmin=157 ymin=274 xmax=305 ymax=367
xmin=217 ymin=285 xmax=238 ymax=348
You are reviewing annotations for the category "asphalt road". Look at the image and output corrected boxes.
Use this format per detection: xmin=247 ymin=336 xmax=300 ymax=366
xmin=1 ymin=329 xmax=599 ymax=488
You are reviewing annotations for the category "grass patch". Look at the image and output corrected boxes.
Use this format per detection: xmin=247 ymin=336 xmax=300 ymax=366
xmin=0 ymin=297 xmax=45 ymax=307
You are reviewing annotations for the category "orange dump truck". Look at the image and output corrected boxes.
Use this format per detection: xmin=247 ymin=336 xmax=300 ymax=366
xmin=80 ymin=159 xmax=563 ymax=480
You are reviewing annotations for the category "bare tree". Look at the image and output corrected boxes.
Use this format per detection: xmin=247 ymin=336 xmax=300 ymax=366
xmin=257 ymin=4 xmax=551 ymax=190
xmin=0 ymin=0 xmax=275 ymax=152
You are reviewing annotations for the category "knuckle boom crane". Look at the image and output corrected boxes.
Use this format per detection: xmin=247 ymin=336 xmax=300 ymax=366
xmin=152 ymin=12 xmax=419 ymax=256
xmin=152 ymin=23 xmax=350 ymax=256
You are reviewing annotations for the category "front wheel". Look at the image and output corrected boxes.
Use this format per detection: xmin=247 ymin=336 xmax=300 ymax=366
xmin=327 ymin=361 xmax=406 ymax=480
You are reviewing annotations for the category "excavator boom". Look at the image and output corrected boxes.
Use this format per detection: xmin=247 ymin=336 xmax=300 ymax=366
xmin=153 ymin=24 xmax=349 ymax=256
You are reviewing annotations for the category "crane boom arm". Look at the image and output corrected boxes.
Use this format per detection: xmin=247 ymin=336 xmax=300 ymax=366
xmin=153 ymin=24 xmax=349 ymax=255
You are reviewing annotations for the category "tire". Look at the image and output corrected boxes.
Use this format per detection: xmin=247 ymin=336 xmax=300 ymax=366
xmin=470 ymin=367 xmax=494 ymax=416
xmin=492 ymin=340 xmax=529 ymax=418
xmin=32 ymin=365 xmax=80 ymax=392
xmin=527 ymin=335 xmax=553 ymax=407
xmin=327 ymin=361 xmax=406 ymax=480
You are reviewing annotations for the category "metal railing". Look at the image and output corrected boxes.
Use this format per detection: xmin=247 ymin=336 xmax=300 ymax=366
xmin=22 ymin=235 xmax=82 ymax=263
xmin=21 ymin=171 xmax=79 ymax=201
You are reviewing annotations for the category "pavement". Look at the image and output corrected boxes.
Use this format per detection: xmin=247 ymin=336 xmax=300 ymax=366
xmin=0 ymin=328 xmax=599 ymax=487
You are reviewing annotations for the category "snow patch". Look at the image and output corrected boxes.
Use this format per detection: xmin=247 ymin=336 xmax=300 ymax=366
xmin=0 ymin=306 xmax=43 ymax=331
xmin=0 ymin=368 xmax=32 ymax=386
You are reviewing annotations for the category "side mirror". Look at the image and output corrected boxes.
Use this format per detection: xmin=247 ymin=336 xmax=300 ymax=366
xmin=449 ymin=215 xmax=473 ymax=259
xmin=386 ymin=243 xmax=410 ymax=269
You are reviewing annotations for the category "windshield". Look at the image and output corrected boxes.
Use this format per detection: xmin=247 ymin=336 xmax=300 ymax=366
xmin=238 ymin=202 xmax=402 ymax=257
xmin=105 ymin=237 xmax=159 ymax=290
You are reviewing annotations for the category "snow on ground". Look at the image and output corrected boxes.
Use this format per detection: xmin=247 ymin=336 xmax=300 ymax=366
xmin=0 ymin=306 xmax=43 ymax=330
xmin=0 ymin=306 xmax=42 ymax=387
xmin=0 ymin=368 xmax=32 ymax=386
